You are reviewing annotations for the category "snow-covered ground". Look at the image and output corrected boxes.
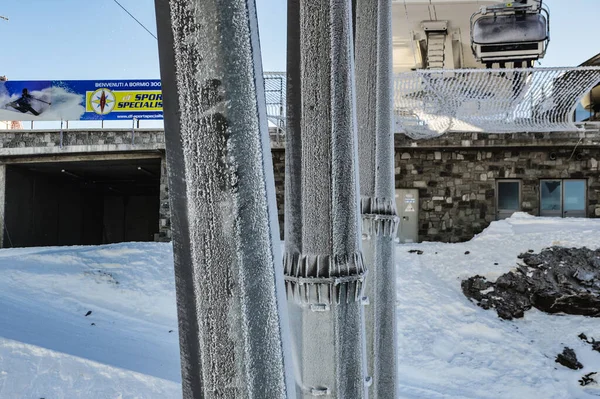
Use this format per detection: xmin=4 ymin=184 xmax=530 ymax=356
xmin=0 ymin=213 xmax=599 ymax=398
xmin=397 ymin=213 xmax=600 ymax=399
xmin=0 ymin=243 xmax=182 ymax=398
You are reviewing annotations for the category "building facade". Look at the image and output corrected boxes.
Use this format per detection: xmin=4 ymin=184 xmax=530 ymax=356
xmin=393 ymin=130 xmax=600 ymax=242
xmin=0 ymin=127 xmax=598 ymax=247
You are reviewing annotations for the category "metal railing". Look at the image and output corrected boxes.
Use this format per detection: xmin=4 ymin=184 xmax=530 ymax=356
xmin=263 ymin=72 xmax=286 ymax=145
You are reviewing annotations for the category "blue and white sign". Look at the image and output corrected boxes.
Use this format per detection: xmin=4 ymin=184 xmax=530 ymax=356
xmin=0 ymin=80 xmax=163 ymax=121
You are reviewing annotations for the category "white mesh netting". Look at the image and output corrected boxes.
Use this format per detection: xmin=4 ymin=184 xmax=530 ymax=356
xmin=394 ymin=67 xmax=600 ymax=139
xmin=263 ymin=72 xmax=286 ymax=132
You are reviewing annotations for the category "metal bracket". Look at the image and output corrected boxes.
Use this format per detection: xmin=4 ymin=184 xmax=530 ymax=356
xmin=59 ymin=120 xmax=64 ymax=149
xmin=421 ymin=20 xmax=448 ymax=33
xmin=131 ymin=117 xmax=137 ymax=144
xmin=310 ymin=303 xmax=330 ymax=312
xmin=283 ymin=252 xmax=367 ymax=305
xmin=309 ymin=387 xmax=330 ymax=396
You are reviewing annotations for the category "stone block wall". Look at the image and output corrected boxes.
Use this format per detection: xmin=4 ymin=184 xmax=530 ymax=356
xmin=6 ymin=128 xmax=598 ymax=245
xmin=158 ymin=156 xmax=171 ymax=242
xmin=237 ymin=132 xmax=600 ymax=243
xmin=272 ymin=149 xmax=286 ymax=238
xmin=0 ymin=129 xmax=165 ymax=156
xmin=394 ymin=131 xmax=600 ymax=242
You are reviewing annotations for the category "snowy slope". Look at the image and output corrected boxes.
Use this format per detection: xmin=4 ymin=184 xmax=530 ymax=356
xmin=0 ymin=215 xmax=599 ymax=398
xmin=0 ymin=243 xmax=181 ymax=398
xmin=397 ymin=213 xmax=600 ymax=399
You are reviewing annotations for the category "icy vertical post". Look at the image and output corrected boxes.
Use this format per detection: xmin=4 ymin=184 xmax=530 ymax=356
xmin=0 ymin=164 xmax=5 ymax=248
xmin=283 ymin=0 xmax=368 ymax=397
xmin=355 ymin=0 xmax=399 ymax=397
xmin=285 ymin=0 xmax=302 ymax=256
xmin=154 ymin=1 xmax=295 ymax=398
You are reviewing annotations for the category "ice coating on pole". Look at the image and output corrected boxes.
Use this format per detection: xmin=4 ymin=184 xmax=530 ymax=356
xmin=284 ymin=0 xmax=302 ymax=257
xmin=283 ymin=0 xmax=368 ymax=397
xmin=374 ymin=0 xmax=395 ymax=204
xmin=155 ymin=0 xmax=295 ymax=397
xmin=355 ymin=0 xmax=378 ymax=199
xmin=355 ymin=0 xmax=399 ymax=397
xmin=356 ymin=0 xmax=396 ymax=204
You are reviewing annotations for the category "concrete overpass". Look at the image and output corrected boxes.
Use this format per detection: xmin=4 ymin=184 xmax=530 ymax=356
xmin=0 ymin=127 xmax=286 ymax=248
xmin=0 ymin=129 xmax=168 ymax=248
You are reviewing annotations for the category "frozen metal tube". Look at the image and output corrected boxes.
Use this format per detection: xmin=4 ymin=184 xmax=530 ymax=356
xmin=356 ymin=0 xmax=399 ymax=397
xmin=155 ymin=0 xmax=296 ymax=397
xmin=283 ymin=0 xmax=369 ymax=397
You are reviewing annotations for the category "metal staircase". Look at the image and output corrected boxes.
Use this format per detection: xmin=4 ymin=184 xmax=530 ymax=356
xmin=426 ymin=32 xmax=446 ymax=69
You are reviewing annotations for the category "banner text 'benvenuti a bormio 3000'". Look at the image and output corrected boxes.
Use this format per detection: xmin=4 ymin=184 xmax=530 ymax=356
xmin=0 ymin=80 xmax=163 ymax=121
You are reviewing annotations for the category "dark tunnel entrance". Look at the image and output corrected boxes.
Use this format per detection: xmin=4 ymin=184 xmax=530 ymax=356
xmin=3 ymin=157 xmax=161 ymax=248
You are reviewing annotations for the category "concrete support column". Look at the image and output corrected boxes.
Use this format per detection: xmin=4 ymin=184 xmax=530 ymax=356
xmin=0 ymin=164 xmax=5 ymax=248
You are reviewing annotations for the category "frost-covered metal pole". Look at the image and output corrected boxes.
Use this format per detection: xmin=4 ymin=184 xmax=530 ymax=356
xmin=283 ymin=0 xmax=368 ymax=397
xmin=355 ymin=0 xmax=399 ymax=397
xmin=285 ymin=0 xmax=302 ymax=256
xmin=154 ymin=1 xmax=295 ymax=397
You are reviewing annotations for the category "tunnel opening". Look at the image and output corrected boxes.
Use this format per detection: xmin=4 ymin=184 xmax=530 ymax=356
xmin=3 ymin=157 xmax=161 ymax=248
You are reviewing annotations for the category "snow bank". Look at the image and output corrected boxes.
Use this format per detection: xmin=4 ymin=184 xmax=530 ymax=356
xmin=0 ymin=242 xmax=181 ymax=398
xmin=1 ymin=214 xmax=600 ymax=398
xmin=397 ymin=213 xmax=600 ymax=398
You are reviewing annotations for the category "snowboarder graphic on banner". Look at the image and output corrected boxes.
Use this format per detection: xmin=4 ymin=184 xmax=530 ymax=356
xmin=9 ymin=88 xmax=50 ymax=116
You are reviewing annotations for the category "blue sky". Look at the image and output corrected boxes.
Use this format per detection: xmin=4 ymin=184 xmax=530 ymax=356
xmin=1 ymin=0 xmax=596 ymax=81
xmin=0 ymin=0 xmax=286 ymax=80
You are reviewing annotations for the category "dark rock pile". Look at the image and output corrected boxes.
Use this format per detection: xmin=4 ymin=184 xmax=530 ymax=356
xmin=579 ymin=333 xmax=600 ymax=353
xmin=555 ymin=347 xmax=583 ymax=370
xmin=462 ymin=247 xmax=600 ymax=320
xmin=580 ymin=372 xmax=598 ymax=387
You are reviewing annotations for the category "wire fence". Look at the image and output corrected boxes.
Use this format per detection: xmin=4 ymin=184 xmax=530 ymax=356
xmin=393 ymin=67 xmax=600 ymax=139
xmin=263 ymin=72 xmax=286 ymax=145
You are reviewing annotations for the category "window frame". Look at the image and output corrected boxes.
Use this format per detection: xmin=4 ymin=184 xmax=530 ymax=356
xmin=495 ymin=179 xmax=522 ymax=220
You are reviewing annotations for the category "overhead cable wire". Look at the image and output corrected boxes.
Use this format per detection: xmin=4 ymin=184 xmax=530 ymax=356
xmin=111 ymin=0 xmax=157 ymax=40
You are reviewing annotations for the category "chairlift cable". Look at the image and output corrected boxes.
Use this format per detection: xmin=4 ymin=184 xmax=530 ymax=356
xmin=111 ymin=0 xmax=157 ymax=40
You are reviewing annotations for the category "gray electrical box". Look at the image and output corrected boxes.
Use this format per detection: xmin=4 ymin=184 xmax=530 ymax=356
xmin=395 ymin=188 xmax=419 ymax=243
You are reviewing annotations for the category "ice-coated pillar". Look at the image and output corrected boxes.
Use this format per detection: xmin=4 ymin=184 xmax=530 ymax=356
xmin=283 ymin=0 xmax=368 ymax=397
xmin=0 ymin=164 xmax=5 ymax=248
xmin=285 ymin=0 xmax=302 ymax=256
xmin=154 ymin=1 xmax=295 ymax=397
xmin=355 ymin=0 xmax=399 ymax=397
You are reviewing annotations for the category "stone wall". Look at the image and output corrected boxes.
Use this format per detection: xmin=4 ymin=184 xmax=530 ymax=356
xmin=394 ymin=131 xmax=600 ymax=242
xmin=272 ymin=149 xmax=286 ymax=238
xmin=4 ymin=128 xmax=599 ymax=244
xmin=0 ymin=129 xmax=165 ymax=157
xmin=158 ymin=156 xmax=171 ymax=242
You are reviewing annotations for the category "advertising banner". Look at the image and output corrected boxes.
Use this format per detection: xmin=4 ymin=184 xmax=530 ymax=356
xmin=0 ymin=80 xmax=163 ymax=121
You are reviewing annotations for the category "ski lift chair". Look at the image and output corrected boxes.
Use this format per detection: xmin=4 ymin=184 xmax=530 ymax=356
xmin=470 ymin=1 xmax=549 ymax=67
